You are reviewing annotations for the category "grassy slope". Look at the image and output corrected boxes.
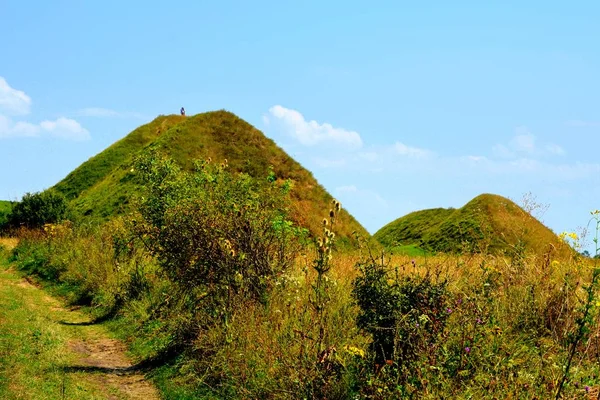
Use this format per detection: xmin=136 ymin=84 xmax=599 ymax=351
xmin=375 ymin=193 xmax=571 ymax=257
xmin=53 ymin=110 xmax=368 ymax=244
xmin=0 ymin=253 xmax=108 ymax=399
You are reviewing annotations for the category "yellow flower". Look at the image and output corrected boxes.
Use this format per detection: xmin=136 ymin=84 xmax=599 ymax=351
xmin=568 ymin=232 xmax=578 ymax=241
xmin=343 ymin=345 xmax=365 ymax=358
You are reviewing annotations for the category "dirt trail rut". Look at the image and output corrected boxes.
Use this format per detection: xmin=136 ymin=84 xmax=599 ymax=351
xmin=1 ymin=265 xmax=160 ymax=400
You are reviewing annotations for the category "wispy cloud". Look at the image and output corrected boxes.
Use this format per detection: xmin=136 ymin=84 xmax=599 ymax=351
xmin=493 ymin=126 xmax=564 ymax=158
xmin=0 ymin=115 xmax=90 ymax=140
xmin=78 ymin=107 xmax=145 ymax=119
xmin=264 ymin=105 xmax=363 ymax=148
xmin=394 ymin=141 xmax=434 ymax=158
xmin=0 ymin=77 xmax=31 ymax=115
xmin=0 ymin=77 xmax=89 ymax=141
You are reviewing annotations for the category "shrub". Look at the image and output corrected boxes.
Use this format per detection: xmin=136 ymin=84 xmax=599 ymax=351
xmin=132 ymin=153 xmax=306 ymax=344
xmin=352 ymin=256 xmax=450 ymax=396
xmin=7 ymin=191 xmax=69 ymax=229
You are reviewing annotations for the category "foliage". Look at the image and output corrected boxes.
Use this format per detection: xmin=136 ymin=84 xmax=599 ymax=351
xmin=131 ymin=153 xmax=306 ymax=344
xmin=6 ymin=182 xmax=600 ymax=399
xmin=352 ymin=255 xmax=450 ymax=397
xmin=7 ymin=191 xmax=69 ymax=229
xmin=0 ymin=200 xmax=14 ymax=229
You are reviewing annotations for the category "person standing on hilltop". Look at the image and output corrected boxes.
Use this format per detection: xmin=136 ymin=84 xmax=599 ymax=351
xmin=180 ymin=107 xmax=186 ymax=116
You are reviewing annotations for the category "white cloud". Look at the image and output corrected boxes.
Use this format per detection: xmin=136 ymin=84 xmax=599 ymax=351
xmin=78 ymin=107 xmax=145 ymax=119
xmin=510 ymin=127 xmax=536 ymax=153
xmin=0 ymin=115 xmax=89 ymax=140
xmin=462 ymin=155 xmax=488 ymax=163
xmin=40 ymin=117 xmax=90 ymax=140
xmin=0 ymin=77 xmax=31 ymax=115
xmin=493 ymin=127 xmax=564 ymax=159
xmin=0 ymin=77 xmax=90 ymax=141
xmin=265 ymin=105 xmax=363 ymax=148
xmin=394 ymin=141 xmax=433 ymax=158
xmin=545 ymin=143 xmax=565 ymax=155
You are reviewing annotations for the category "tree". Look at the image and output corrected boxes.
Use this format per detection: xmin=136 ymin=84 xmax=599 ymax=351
xmin=8 ymin=191 xmax=69 ymax=229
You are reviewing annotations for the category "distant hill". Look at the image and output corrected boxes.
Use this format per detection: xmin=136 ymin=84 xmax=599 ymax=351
xmin=374 ymin=194 xmax=571 ymax=258
xmin=53 ymin=110 xmax=369 ymax=245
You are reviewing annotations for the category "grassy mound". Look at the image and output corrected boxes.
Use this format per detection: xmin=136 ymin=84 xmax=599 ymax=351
xmin=375 ymin=193 xmax=571 ymax=257
xmin=52 ymin=110 xmax=368 ymax=244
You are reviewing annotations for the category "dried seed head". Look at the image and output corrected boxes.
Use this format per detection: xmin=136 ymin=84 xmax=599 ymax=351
xmin=322 ymin=218 xmax=328 ymax=226
xmin=329 ymin=209 xmax=335 ymax=218
xmin=335 ymin=201 xmax=341 ymax=211
xmin=230 ymin=249 xmax=236 ymax=257
xmin=331 ymin=199 xmax=337 ymax=204
xmin=207 ymin=157 xmax=212 ymax=163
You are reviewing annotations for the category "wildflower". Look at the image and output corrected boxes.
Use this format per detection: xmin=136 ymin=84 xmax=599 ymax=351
xmin=585 ymin=386 xmax=590 ymax=393
xmin=476 ymin=318 xmax=482 ymax=324
xmin=343 ymin=345 xmax=365 ymax=358
xmin=464 ymin=347 xmax=471 ymax=354
xmin=446 ymin=308 xmax=452 ymax=314
xmin=568 ymin=232 xmax=578 ymax=241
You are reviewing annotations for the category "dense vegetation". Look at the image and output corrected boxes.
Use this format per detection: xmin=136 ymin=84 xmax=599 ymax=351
xmin=4 ymin=156 xmax=600 ymax=398
xmin=0 ymin=200 xmax=13 ymax=228
xmin=2 ymin=114 xmax=600 ymax=399
xmin=52 ymin=111 xmax=368 ymax=246
xmin=3 ymin=191 xmax=69 ymax=229
xmin=374 ymin=193 xmax=572 ymax=258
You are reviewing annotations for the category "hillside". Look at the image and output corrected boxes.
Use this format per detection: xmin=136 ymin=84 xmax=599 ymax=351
xmin=53 ymin=110 xmax=369 ymax=245
xmin=374 ymin=193 xmax=571 ymax=257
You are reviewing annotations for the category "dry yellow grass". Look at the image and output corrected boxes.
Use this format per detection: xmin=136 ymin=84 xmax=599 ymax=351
xmin=0 ymin=237 xmax=19 ymax=250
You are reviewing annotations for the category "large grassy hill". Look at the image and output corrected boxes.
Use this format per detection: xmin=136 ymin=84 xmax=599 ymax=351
xmin=53 ymin=110 xmax=369 ymax=244
xmin=374 ymin=193 xmax=572 ymax=258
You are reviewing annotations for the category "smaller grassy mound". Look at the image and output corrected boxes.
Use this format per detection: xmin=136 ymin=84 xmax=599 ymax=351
xmin=375 ymin=193 xmax=572 ymax=258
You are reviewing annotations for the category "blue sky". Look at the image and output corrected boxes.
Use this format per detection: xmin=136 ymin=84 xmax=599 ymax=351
xmin=1 ymin=1 xmax=599 ymax=249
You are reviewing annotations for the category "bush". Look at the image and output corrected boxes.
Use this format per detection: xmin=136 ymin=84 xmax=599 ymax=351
xmin=132 ymin=153 xmax=306 ymax=344
xmin=352 ymin=257 xmax=450 ymax=396
xmin=8 ymin=191 xmax=69 ymax=229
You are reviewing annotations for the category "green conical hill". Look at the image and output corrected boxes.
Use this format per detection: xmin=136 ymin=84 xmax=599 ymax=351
xmin=374 ymin=194 xmax=571 ymax=258
xmin=53 ymin=110 xmax=368 ymax=245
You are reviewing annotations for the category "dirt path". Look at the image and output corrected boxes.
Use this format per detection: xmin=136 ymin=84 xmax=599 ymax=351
xmin=0 ymin=260 xmax=160 ymax=400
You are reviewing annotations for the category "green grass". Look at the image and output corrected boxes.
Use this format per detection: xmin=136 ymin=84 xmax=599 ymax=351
xmin=374 ymin=193 xmax=572 ymax=258
xmin=52 ymin=110 xmax=368 ymax=245
xmin=0 ymin=252 xmax=110 ymax=399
